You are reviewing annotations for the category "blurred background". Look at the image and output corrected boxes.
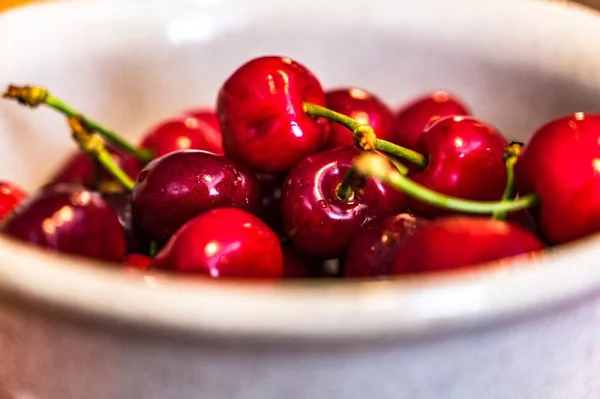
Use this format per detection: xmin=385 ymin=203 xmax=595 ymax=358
xmin=1 ymin=0 xmax=600 ymax=12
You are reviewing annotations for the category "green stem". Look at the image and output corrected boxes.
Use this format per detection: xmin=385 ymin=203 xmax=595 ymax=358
xmin=375 ymin=139 xmax=426 ymax=168
xmin=335 ymin=167 xmax=360 ymax=201
xmin=3 ymin=85 xmax=153 ymax=163
xmin=354 ymin=153 xmax=539 ymax=214
xmin=95 ymin=151 xmax=136 ymax=191
xmin=303 ymin=102 xmax=427 ymax=168
xmin=68 ymin=116 xmax=135 ymax=192
xmin=491 ymin=156 xmax=518 ymax=220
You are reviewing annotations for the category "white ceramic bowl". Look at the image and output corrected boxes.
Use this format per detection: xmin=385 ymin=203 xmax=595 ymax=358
xmin=2 ymin=0 xmax=600 ymax=398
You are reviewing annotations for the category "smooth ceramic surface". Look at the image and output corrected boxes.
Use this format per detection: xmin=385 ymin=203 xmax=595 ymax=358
xmin=1 ymin=0 xmax=600 ymax=398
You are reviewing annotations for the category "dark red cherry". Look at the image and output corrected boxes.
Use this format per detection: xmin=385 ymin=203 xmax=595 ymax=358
xmin=390 ymin=217 xmax=545 ymax=274
xmin=408 ymin=116 xmax=509 ymax=218
xmin=257 ymin=173 xmax=285 ymax=234
xmin=325 ymin=88 xmax=396 ymax=149
xmin=515 ymin=113 xmax=600 ymax=244
xmin=132 ymin=150 xmax=261 ymax=243
xmin=139 ymin=114 xmax=223 ymax=158
xmin=282 ymin=145 xmax=407 ymax=259
xmin=123 ymin=254 xmax=152 ymax=270
xmin=47 ymin=147 xmax=143 ymax=189
xmin=0 ymin=181 xmax=27 ymax=221
xmin=217 ymin=56 xmax=328 ymax=174
xmin=101 ymin=190 xmax=148 ymax=254
xmin=394 ymin=91 xmax=471 ymax=151
xmin=152 ymin=207 xmax=283 ymax=278
xmin=282 ymin=245 xmax=325 ymax=278
xmin=1 ymin=184 xmax=126 ymax=262
xmin=344 ymin=213 xmax=428 ymax=278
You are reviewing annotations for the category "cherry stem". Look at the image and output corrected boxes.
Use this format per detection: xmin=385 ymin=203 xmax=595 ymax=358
xmin=67 ymin=116 xmax=135 ymax=192
xmin=492 ymin=142 xmax=522 ymax=220
xmin=336 ymin=156 xmax=408 ymax=202
xmin=335 ymin=167 xmax=360 ymax=201
xmin=3 ymin=85 xmax=154 ymax=164
xmin=353 ymin=152 xmax=539 ymax=214
xmin=302 ymin=102 xmax=427 ymax=168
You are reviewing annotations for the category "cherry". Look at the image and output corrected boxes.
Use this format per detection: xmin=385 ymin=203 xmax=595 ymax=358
xmin=47 ymin=146 xmax=143 ymax=189
xmin=101 ymin=190 xmax=148 ymax=254
xmin=257 ymin=173 xmax=285 ymax=234
xmin=123 ymin=254 xmax=152 ymax=270
xmin=408 ymin=116 xmax=509 ymax=218
xmin=282 ymin=245 xmax=325 ymax=278
xmin=0 ymin=181 xmax=27 ymax=221
xmin=515 ymin=113 xmax=600 ymax=244
xmin=324 ymin=88 xmax=396 ymax=149
xmin=344 ymin=213 xmax=428 ymax=277
xmin=183 ymin=107 xmax=221 ymax=133
xmin=390 ymin=217 xmax=545 ymax=274
xmin=394 ymin=91 xmax=471 ymax=151
xmin=152 ymin=207 xmax=283 ymax=278
xmin=139 ymin=114 xmax=223 ymax=158
xmin=132 ymin=150 xmax=262 ymax=243
xmin=1 ymin=183 xmax=126 ymax=262
xmin=217 ymin=56 xmax=329 ymax=174
xmin=282 ymin=145 xmax=407 ymax=259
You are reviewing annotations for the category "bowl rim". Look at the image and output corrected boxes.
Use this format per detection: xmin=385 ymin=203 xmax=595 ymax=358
xmin=1 ymin=0 xmax=600 ymax=343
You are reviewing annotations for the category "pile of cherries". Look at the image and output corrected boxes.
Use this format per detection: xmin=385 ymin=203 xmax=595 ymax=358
xmin=1 ymin=55 xmax=599 ymax=280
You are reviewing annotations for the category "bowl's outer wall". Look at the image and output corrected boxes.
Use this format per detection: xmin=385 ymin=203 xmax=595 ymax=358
xmin=2 ymin=0 xmax=600 ymax=398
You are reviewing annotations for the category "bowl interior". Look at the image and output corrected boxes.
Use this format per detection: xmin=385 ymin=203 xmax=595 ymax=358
xmin=1 ymin=0 xmax=600 ymax=341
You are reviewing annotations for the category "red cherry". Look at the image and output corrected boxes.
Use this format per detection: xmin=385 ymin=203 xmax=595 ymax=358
xmin=344 ymin=213 xmax=428 ymax=277
xmin=282 ymin=245 xmax=325 ymax=278
xmin=1 ymin=184 xmax=126 ymax=262
xmin=0 ymin=181 xmax=27 ymax=221
xmin=282 ymin=145 xmax=407 ymax=259
xmin=152 ymin=207 xmax=283 ymax=278
xmin=123 ymin=254 xmax=152 ymax=270
xmin=325 ymin=88 xmax=396 ymax=149
xmin=139 ymin=114 xmax=223 ymax=158
xmin=217 ymin=56 xmax=328 ymax=174
xmin=515 ymin=113 xmax=600 ymax=244
xmin=391 ymin=217 xmax=545 ymax=274
xmin=183 ymin=107 xmax=221 ymax=133
xmin=47 ymin=147 xmax=143 ymax=189
xmin=132 ymin=150 xmax=261 ymax=243
xmin=408 ymin=116 xmax=509 ymax=218
xmin=394 ymin=91 xmax=471 ymax=151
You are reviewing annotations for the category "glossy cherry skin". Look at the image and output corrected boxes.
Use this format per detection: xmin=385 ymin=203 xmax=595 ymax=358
xmin=1 ymin=184 xmax=126 ymax=262
xmin=152 ymin=208 xmax=283 ymax=278
xmin=217 ymin=56 xmax=329 ymax=174
xmin=0 ymin=181 xmax=27 ymax=221
xmin=184 ymin=107 xmax=221 ymax=132
xmin=139 ymin=114 xmax=223 ymax=158
xmin=47 ymin=147 xmax=143 ymax=189
xmin=123 ymin=254 xmax=152 ymax=270
xmin=325 ymin=88 xmax=396 ymax=149
xmin=390 ymin=217 xmax=545 ymax=274
xmin=408 ymin=116 xmax=509 ymax=218
xmin=344 ymin=213 xmax=428 ymax=278
xmin=394 ymin=91 xmax=471 ymax=151
xmin=282 ymin=145 xmax=408 ymax=259
xmin=101 ymin=190 xmax=148 ymax=254
xmin=515 ymin=113 xmax=600 ymax=244
xmin=282 ymin=245 xmax=325 ymax=278
xmin=132 ymin=150 xmax=262 ymax=243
